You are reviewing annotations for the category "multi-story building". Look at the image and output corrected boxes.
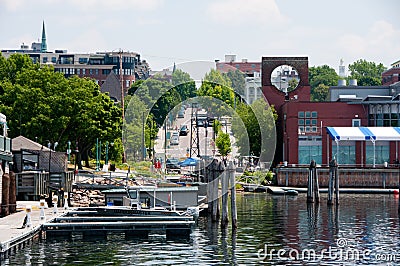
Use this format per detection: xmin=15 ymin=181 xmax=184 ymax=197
xmin=216 ymin=55 xmax=261 ymax=77
xmin=382 ymin=59 xmax=400 ymax=85
xmin=262 ymin=56 xmax=400 ymax=167
xmin=1 ymin=22 xmax=149 ymax=102
xmin=244 ymin=72 xmax=263 ymax=104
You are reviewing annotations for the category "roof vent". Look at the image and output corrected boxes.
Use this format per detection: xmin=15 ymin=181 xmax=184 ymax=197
xmin=349 ymin=79 xmax=357 ymax=86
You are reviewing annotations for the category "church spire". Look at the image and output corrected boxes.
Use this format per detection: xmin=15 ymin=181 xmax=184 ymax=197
xmin=41 ymin=21 xmax=47 ymax=53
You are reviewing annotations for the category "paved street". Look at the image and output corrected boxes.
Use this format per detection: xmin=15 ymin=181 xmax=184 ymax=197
xmin=154 ymin=107 xmax=216 ymax=160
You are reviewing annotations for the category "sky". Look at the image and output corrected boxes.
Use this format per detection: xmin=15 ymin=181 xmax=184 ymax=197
xmin=0 ymin=0 xmax=399 ymax=73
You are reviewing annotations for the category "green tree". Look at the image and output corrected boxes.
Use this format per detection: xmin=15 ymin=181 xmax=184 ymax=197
xmin=215 ymin=132 xmax=231 ymax=158
xmin=287 ymin=78 xmax=299 ymax=92
xmin=232 ymin=99 xmax=277 ymax=162
xmin=309 ymin=65 xmax=339 ymax=102
xmin=128 ymin=79 xmax=144 ymax=95
xmin=348 ymin=59 xmax=386 ymax=86
xmin=172 ymin=69 xmax=196 ymax=100
xmin=197 ymin=69 xmax=234 ymax=117
xmin=0 ymin=53 xmax=122 ymax=168
xmin=124 ymin=95 xmax=148 ymax=163
xmin=223 ymin=69 xmax=245 ymax=96
xmin=312 ymin=84 xmax=329 ymax=102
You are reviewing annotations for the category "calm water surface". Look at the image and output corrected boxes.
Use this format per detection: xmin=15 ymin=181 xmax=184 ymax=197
xmin=3 ymin=193 xmax=400 ymax=265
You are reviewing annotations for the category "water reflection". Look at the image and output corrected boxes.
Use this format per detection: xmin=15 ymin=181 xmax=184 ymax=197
xmin=3 ymin=193 xmax=399 ymax=265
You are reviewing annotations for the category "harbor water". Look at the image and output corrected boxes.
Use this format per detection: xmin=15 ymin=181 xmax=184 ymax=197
xmin=2 ymin=193 xmax=400 ymax=265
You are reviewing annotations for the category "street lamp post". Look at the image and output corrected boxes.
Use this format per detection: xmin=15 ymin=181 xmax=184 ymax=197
xmin=67 ymin=141 xmax=71 ymax=163
xmin=105 ymin=141 xmax=109 ymax=166
xmin=73 ymin=142 xmax=79 ymax=181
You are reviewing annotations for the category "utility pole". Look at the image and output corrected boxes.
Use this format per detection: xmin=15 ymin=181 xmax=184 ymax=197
xmin=190 ymin=103 xmax=199 ymax=158
xmin=142 ymin=112 xmax=145 ymax=161
xmin=119 ymin=50 xmax=126 ymax=163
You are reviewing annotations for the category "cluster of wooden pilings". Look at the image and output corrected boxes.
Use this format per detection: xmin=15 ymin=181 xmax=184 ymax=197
xmin=1 ymin=171 xmax=16 ymax=217
xmin=307 ymin=159 xmax=339 ymax=205
xmin=206 ymin=159 xmax=237 ymax=229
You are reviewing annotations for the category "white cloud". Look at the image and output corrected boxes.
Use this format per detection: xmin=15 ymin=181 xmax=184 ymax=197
xmin=136 ymin=17 xmax=161 ymax=26
xmin=206 ymin=0 xmax=288 ymax=26
xmin=0 ymin=0 xmax=25 ymax=11
xmin=0 ymin=0 xmax=163 ymax=11
xmin=67 ymin=0 xmax=163 ymax=11
xmin=338 ymin=20 xmax=400 ymax=66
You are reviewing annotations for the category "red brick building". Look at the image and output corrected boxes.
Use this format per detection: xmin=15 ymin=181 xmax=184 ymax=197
xmin=382 ymin=59 xmax=400 ymax=85
xmin=261 ymin=56 xmax=400 ymax=167
xmin=216 ymin=55 xmax=261 ymax=77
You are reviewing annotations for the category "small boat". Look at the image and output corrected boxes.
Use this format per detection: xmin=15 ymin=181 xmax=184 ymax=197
xmin=285 ymin=189 xmax=299 ymax=196
xmin=243 ymin=184 xmax=267 ymax=193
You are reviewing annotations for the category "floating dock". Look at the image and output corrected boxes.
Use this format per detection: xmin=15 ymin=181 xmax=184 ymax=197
xmin=265 ymin=186 xmax=399 ymax=195
xmin=42 ymin=207 xmax=196 ymax=239
xmin=0 ymin=205 xmax=196 ymax=261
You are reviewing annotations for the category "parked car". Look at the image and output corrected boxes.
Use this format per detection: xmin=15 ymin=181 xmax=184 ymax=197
xmin=170 ymin=135 xmax=179 ymax=145
xmin=166 ymin=158 xmax=181 ymax=173
xmin=179 ymin=124 xmax=189 ymax=136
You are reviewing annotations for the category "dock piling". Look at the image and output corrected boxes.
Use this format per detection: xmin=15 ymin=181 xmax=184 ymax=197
xmin=52 ymin=195 xmax=58 ymax=214
xmin=221 ymin=167 xmax=228 ymax=228
xmin=39 ymin=199 xmax=46 ymax=222
xmin=229 ymin=161 xmax=237 ymax=229
xmin=314 ymin=164 xmax=320 ymax=203
xmin=307 ymin=160 xmax=318 ymax=203
xmin=328 ymin=159 xmax=339 ymax=205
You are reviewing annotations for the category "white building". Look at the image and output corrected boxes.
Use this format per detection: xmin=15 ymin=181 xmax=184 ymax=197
xmin=245 ymin=72 xmax=263 ymax=104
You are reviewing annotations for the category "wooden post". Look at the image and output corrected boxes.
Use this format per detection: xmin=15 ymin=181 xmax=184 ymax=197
xmin=221 ymin=168 xmax=228 ymax=228
xmin=9 ymin=172 xmax=16 ymax=214
xmin=206 ymin=161 xmax=214 ymax=215
xmin=334 ymin=160 xmax=339 ymax=205
xmin=229 ymin=161 xmax=237 ymax=229
xmin=1 ymin=173 xmax=10 ymax=217
xmin=307 ymin=160 xmax=316 ymax=203
xmin=328 ymin=159 xmax=336 ymax=205
xmin=314 ymin=165 xmax=320 ymax=203
xmin=211 ymin=159 xmax=224 ymax=222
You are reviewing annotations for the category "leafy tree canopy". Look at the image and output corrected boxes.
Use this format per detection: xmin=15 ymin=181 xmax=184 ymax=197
xmin=222 ymin=69 xmax=245 ymax=96
xmin=309 ymin=65 xmax=339 ymax=102
xmin=348 ymin=59 xmax=386 ymax=86
xmin=232 ymin=99 xmax=277 ymax=162
xmin=197 ymin=69 xmax=234 ymax=117
xmin=215 ymin=132 xmax=231 ymax=157
xmin=172 ymin=69 xmax=196 ymax=100
xmin=0 ymin=53 xmax=122 ymax=168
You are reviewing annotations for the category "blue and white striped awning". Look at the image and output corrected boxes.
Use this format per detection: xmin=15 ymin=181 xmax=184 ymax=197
xmin=327 ymin=127 xmax=400 ymax=141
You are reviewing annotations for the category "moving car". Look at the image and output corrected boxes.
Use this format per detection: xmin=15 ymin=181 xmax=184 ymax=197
xmin=166 ymin=158 xmax=181 ymax=174
xmin=170 ymin=135 xmax=179 ymax=145
xmin=179 ymin=124 xmax=189 ymax=136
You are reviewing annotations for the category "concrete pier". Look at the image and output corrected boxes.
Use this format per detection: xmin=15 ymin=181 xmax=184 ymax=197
xmin=0 ymin=202 xmax=63 ymax=261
